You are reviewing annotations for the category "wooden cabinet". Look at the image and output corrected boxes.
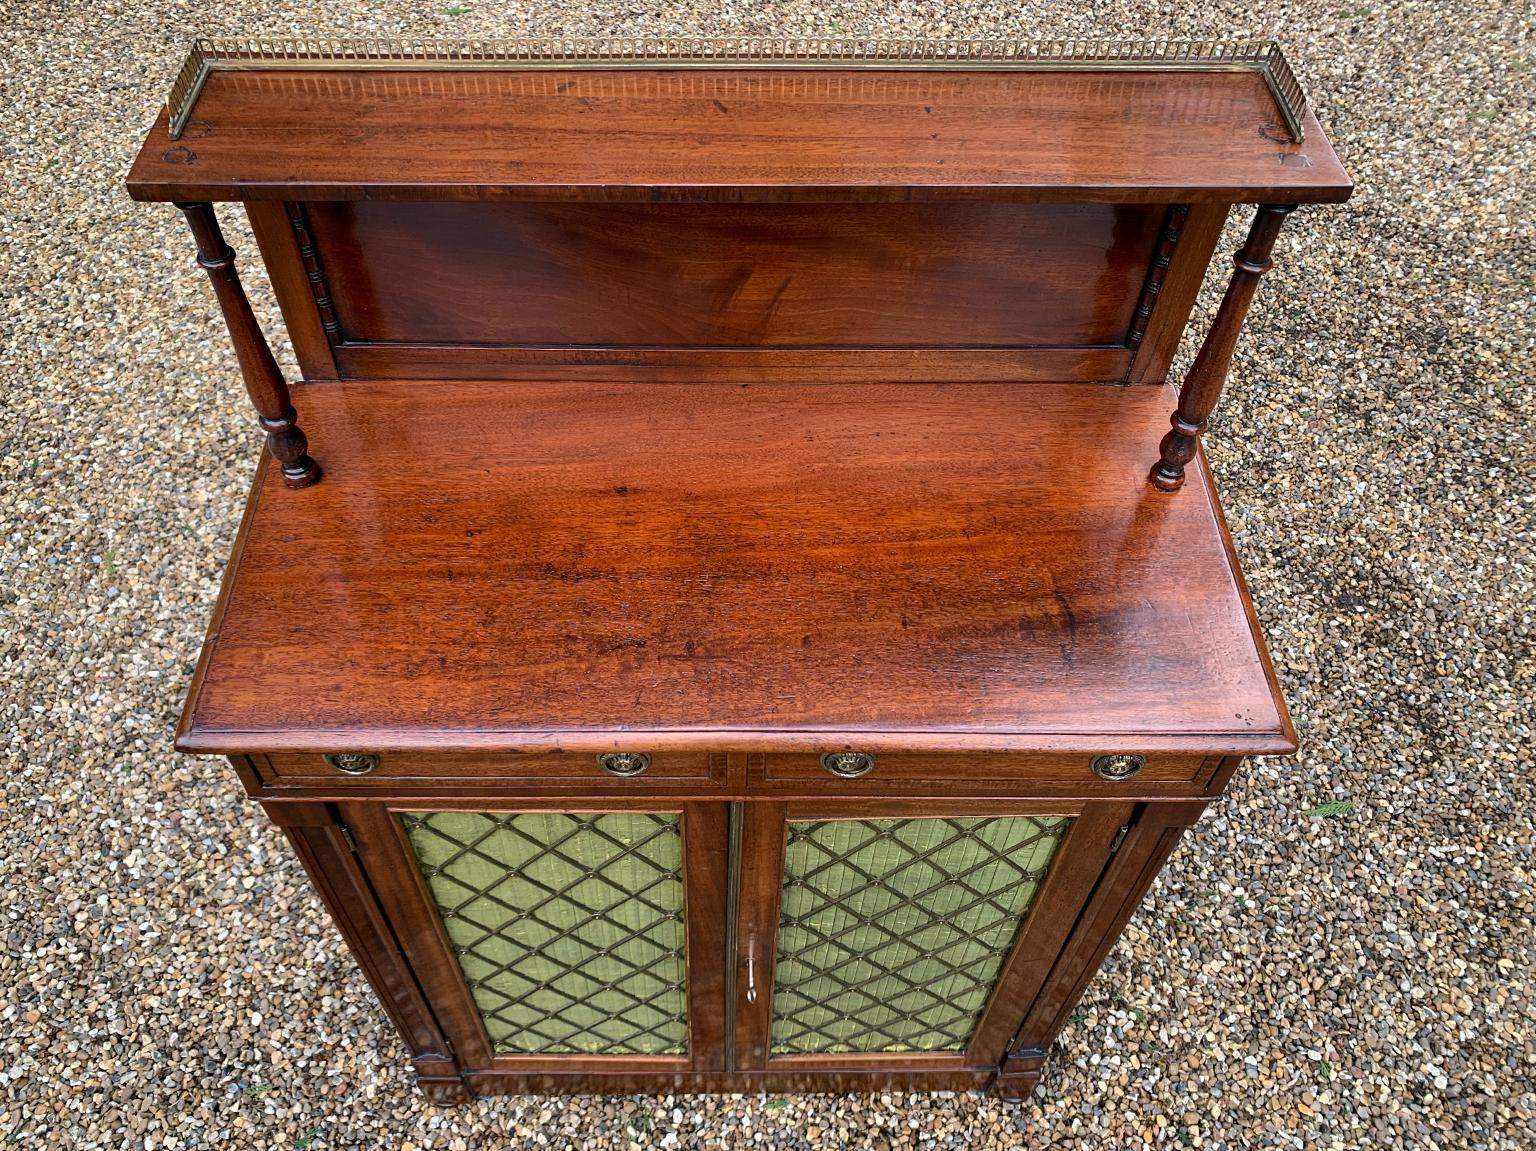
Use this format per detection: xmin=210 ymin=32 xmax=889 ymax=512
xmin=321 ymin=796 xmax=1128 ymax=1093
xmin=732 ymin=801 xmax=1130 ymax=1074
xmin=342 ymin=803 xmax=724 ymax=1082
xmin=127 ymin=37 xmax=1349 ymax=1101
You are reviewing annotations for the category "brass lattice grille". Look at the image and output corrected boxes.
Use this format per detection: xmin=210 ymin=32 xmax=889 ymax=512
xmin=770 ymin=815 xmax=1068 ymax=1054
xmin=401 ymin=811 xmax=688 ymax=1056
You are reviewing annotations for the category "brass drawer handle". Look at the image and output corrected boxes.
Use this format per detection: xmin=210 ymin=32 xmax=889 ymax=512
xmin=1092 ymin=754 xmax=1145 ymax=781
xmin=820 ymin=751 xmax=875 ymax=779
xmin=598 ymin=751 xmax=651 ymax=777
xmin=324 ymin=753 xmax=379 ymax=775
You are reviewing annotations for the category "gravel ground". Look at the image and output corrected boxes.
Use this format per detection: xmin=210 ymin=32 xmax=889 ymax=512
xmin=2 ymin=1 xmax=1533 ymax=1147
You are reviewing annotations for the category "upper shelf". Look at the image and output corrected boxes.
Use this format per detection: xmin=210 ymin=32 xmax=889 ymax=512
xmin=126 ymin=37 xmax=1352 ymax=205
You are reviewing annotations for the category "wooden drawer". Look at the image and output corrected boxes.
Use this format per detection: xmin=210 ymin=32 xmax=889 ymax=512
xmin=750 ymin=751 xmax=1213 ymax=792
xmin=251 ymin=750 xmax=726 ymax=787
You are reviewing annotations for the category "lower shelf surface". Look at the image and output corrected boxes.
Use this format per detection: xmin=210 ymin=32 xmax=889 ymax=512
xmin=179 ymin=378 xmax=1292 ymax=757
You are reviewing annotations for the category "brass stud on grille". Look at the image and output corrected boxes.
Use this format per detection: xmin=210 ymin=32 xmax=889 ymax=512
xmin=1091 ymin=753 xmax=1146 ymax=781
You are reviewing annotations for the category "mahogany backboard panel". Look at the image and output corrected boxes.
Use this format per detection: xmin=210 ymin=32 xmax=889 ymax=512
xmin=305 ymin=201 xmax=1162 ymax=352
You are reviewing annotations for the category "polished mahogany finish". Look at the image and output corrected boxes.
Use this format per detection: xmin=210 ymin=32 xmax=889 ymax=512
xmin=1152 ymin=203 xmax=1297 ymax=490
xmin=176 ymin=202 xmax=319 ymax=487
xmin=131 ymin=50 xmax=1348 ymax=1102
xmin=306 ymin=201 xmax=1162 ymax=349
xmin=126 ymin=68 xmax=1351 ymax=204
xmin=248 ymin=196 xmax=1229 ymax=387
xmin=176 ymin=379 xmax=1293 ymax=757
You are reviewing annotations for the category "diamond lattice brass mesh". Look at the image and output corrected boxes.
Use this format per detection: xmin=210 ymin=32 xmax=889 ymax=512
xmin=770 ymin=815 xmax=1068 ymax=1054
xmin=401 ymin=811 xmax=688 ymax=1056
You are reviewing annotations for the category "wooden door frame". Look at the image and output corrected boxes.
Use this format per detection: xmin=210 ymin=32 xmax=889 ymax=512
xmin=732 ymin=798 xmax=1134 ymax=1073
xmin=338 ymin=798 xmax=729 ymax=1077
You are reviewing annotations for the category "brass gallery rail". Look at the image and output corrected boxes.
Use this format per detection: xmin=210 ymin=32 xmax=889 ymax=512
xmin=165 ymin=36 xmax=1310 ymax=142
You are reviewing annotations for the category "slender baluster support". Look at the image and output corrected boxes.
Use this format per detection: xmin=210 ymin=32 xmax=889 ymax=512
xmin=1150 ymin=203 xmax=1296 ymax=492
xmin=175 ymin=201 xmax=320 ymax=488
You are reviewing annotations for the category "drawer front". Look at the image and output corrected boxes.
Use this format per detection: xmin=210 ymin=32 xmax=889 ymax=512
xmin=253 ymin=750 xmax=725 ymax=787
xmin=751 ymin=751 xmax=1212 ymax=792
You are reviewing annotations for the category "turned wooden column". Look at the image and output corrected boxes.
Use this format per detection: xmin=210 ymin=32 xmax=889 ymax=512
xmin=1150 ymin=203 xmax=1296 ymax=492
xmin=175 ymin=202 xmax=320 ymax=488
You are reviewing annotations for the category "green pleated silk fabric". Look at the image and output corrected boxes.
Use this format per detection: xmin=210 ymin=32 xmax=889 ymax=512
xmin=401 ymin=811 xmax=688 ymax=1056
xmin=770 ymin=815 xmax=1068 ymax=1054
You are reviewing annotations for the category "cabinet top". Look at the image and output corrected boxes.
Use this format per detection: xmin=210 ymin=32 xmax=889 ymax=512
xmin=126 ymin=37 xmax=1351 ymax=205
xmin=176 ymin=377 xmax=1295 ymax=757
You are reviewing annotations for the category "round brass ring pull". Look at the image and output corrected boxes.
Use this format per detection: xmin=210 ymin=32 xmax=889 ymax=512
xmin=820 ymin=751 xmax=876 ymax=779
xmin=324 ymin=753 xmax=379 ymax=775
xmin=599 ymin=751 xmax=652 ymax=777
xmin=1091 ymin=754 xmax=1145 ymax=781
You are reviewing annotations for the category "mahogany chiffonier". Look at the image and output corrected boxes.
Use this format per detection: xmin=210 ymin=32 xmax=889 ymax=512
xmin=126 ymin=38 xmax=1350 ymax=1102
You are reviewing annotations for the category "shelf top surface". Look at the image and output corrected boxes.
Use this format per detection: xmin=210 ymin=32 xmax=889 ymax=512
xmin=179 ymin=379 xmax=1295 ymax=755
xmin=127 ymin=64 xmax=1351 ymax=204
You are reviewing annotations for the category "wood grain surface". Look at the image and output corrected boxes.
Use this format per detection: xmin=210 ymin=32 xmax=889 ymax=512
xmin=176 ymin=378 xmax=1294 ymax=755
xmin=126 ymin=68 xmax=1352 ymax=203
xmin=304 ymin=201 xmax=1161 ymax=348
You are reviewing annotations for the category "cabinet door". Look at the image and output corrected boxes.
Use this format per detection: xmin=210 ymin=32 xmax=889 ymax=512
xmin=732 ymin=800 xmax=1131 ymax=1073
xmin=342 ymin=801 xmax=727 ymax=1075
